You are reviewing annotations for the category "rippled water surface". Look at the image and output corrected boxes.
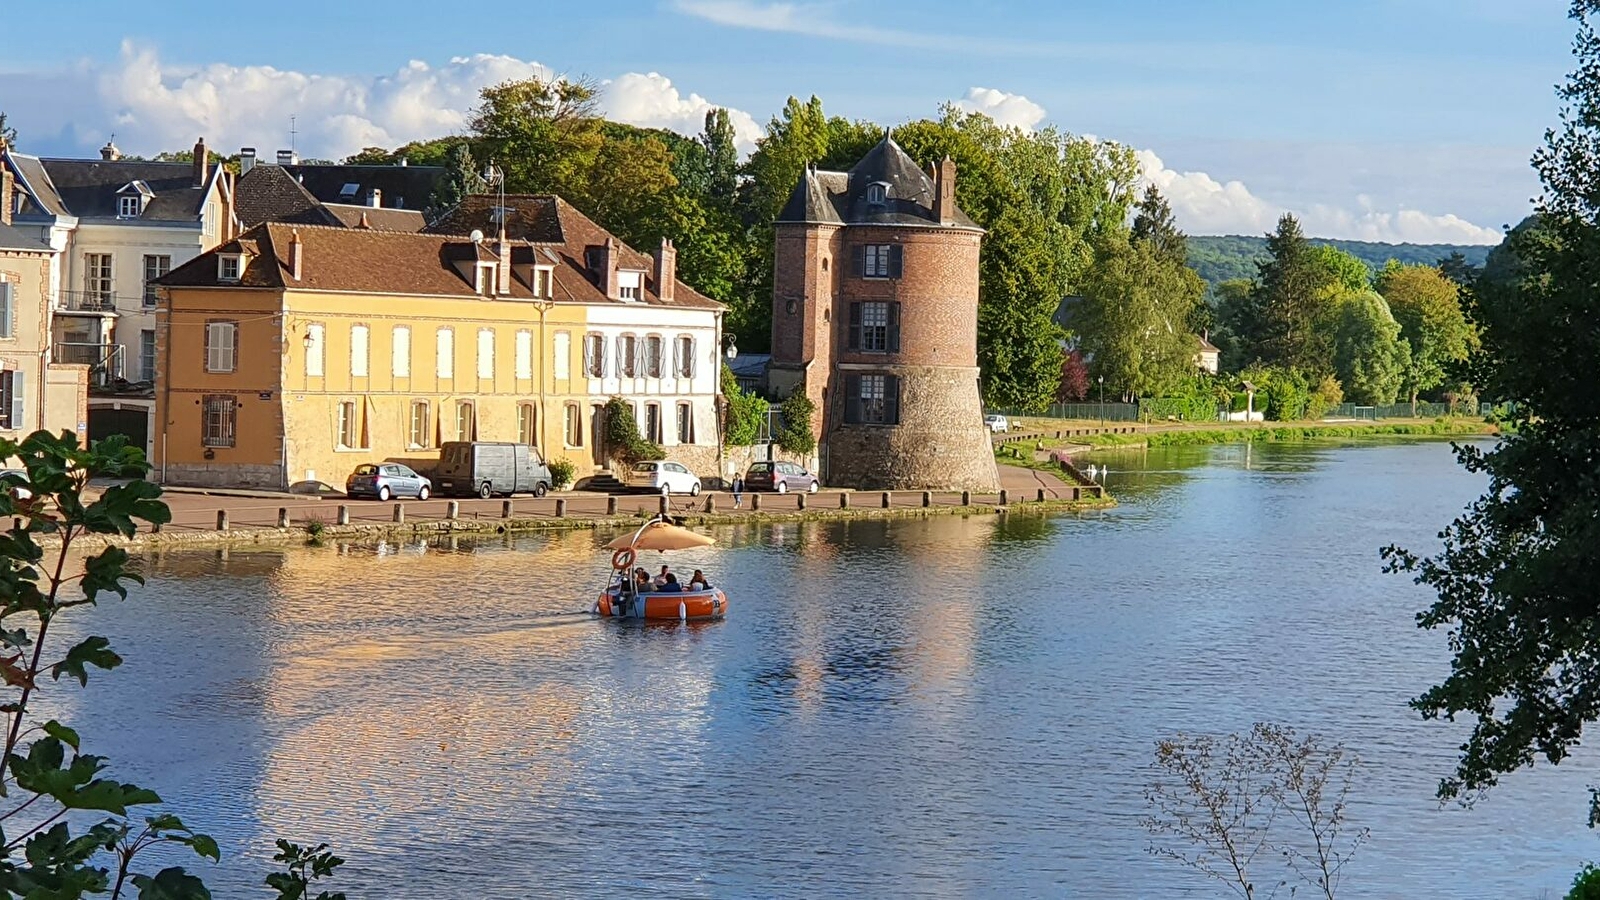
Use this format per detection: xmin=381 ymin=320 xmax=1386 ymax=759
xmin=48 ymin=439 xmax=1598 ymax=898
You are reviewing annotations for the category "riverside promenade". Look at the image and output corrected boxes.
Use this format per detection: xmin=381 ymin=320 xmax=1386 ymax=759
xmin=89 ymin=463 xmax=1105 ymax=548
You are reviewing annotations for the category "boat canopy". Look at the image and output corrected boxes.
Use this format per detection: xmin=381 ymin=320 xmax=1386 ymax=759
xmin=605 ymin=521 xmax=716 ymax=552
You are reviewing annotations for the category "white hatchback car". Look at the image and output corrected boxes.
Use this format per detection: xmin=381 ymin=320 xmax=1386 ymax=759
xmin=626 ymin=460 xmax=702 ymax=496
xmin=984 ymin=414 xmax=1010 ymax=433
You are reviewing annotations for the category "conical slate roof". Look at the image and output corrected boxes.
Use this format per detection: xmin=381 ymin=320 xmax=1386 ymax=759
xmin=775 ymin=134 xmax=979 ymax=229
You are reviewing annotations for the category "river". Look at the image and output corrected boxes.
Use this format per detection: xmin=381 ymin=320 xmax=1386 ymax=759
xmin=45 ymin=439 xmax=1597 ymax=898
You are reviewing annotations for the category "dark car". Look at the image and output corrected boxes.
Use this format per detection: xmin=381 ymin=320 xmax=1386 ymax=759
xmin=743 ymin=461 xmax=819 ymax=494
xmin=346 ymin=463 xmax=431 ymax=501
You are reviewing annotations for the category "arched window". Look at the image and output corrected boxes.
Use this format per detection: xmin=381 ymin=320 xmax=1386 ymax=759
xmin=866 ymin=182 xmax=888 ymax=204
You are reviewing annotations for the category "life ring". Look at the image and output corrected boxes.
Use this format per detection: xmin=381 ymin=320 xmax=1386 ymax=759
xmin=611 ymin=547 xmax=637 ymax=571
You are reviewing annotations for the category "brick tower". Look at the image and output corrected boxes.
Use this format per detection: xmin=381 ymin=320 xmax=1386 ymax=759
xmin=768 ymin=133 xmax=1000 ymax=491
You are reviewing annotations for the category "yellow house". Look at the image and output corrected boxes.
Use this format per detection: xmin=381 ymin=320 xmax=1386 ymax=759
xmin=154 ymin=201 xmax=724 ymax=490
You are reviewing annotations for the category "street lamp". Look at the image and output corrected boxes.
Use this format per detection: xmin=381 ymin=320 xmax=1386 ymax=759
xmin=724 ymin=335 xmax=738 ymax=360
xmin=1098 ymin=375 xmax=1105 ymax=428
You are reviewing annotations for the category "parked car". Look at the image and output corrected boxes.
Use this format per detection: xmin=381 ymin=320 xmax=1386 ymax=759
xmin=743 ymin=461 xmax=820 ymax=494
xmin=346 ymin=463 xmax=431 ymax=501
xmin=0 ymin=469 xmax=31 ymax=501
xmin=984 ymin=414 xmax=1010 ymax=433
xmin=627 ymin=460 xmax=702 ymax=496
xmin=435 ymin=442 xmax=553 ymax=499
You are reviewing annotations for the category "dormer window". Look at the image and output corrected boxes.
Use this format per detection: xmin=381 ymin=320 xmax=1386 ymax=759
xmin=339 ymin=183 xmax=360 ymax=201
xmin=217 ymin=254 xmax=242 ymax=282
xmin=866 ymin=182 xmax=888 ymax=204
xmin=532 ymin=266 xmax=554 ymax=299
xmin=474 ymin=263 xmax=496 ymax=296
xmin=118 ymin=196 xmax=141 ymax=218
xmin=618 ymin=270 xmax=643 ymax=302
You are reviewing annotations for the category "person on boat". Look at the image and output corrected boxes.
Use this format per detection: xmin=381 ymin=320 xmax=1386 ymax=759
xmin=633 ymin=568 xmax=653 ymax=592
xmin=653 ymin=564 xmax=671 ymax=588
xmin=688 ymin=569 xmax=710 ymax=591
xmin=658 ymin=573 xmax=684 ymax=592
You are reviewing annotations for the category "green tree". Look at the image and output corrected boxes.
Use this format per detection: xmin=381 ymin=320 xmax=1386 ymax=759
xmin=1330 ymin=289 xmax=1407 ymax=405
xmin=469 ymin=75 xmax=603 ymax=200
xmin=1376 ymin=263 xmax=1470 ymax=413
xmin=1306 ymin=245 xmax=1372 ymax=293
xmin=580 ymin=134 xmax=678 ymax=248
xmin=1211 ymin=278 xmax=1259 ymax=371
xmin=1381 ymin=0 xmax=1600 ymax=821
xmin=1077 ymin=239 xmax=1205 ymax=399
xmin=700 ymin=108 xmax=740 ymax=216
xmin=342 ymin=146 xmax=395 ymax=165
xmin=1255 ymin=214 xmax=1337 ymax=373
xmin=1131 ymin=185 xmax=1187 ymax=267
xmin=720 ymin=365 xmax=765 ymax=446
xmin=0 ymin=111 xmax=16 ymax=148
xmin=602 ymin=397 xmax=663 ymax=464
xmin=426 ymin=143 xmax=488 ymax=222
xmin=776 ymin=391 xmax=817 ymax=455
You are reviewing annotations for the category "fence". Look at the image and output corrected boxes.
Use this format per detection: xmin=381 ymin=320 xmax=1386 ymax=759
xmin=990 ymin=402 xmax=1140 ymax=422
xmin=1324 ymin=401 xmax=1454 ymax=419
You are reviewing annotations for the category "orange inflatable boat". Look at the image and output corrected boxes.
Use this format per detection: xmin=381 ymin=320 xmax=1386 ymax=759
xmin=592 ymin=516 xmax=729 ymax=621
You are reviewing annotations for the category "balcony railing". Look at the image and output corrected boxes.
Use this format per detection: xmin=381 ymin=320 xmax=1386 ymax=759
xmin=53 ymin=342 xmax=125 ymax=386
xmin=57 ymin=291 xmax=119 ymax=313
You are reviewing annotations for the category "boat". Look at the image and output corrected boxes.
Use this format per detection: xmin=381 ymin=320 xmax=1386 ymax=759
xmin=593 ymin=516 xmax=728 ymax=621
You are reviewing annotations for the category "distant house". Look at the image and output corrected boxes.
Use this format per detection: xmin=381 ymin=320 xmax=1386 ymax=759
xmin=727 ymin=352 xmax=770 ymax=395
xmin=233 ymin=151 xmax=430 ymax=233
xmin=1195 ymin=334 xmax=1220 ymax=374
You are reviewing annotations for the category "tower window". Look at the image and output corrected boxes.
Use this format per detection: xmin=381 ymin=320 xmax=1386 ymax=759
xmin=866 ymin=182 xmax=887 ymax=204
xmin=845 ymin=373 xmax=900 ymax=425
xmin=847 ymin=301 xmax=900 ymax=353
xmin=860 ymin=244 xmax=901 ymax=279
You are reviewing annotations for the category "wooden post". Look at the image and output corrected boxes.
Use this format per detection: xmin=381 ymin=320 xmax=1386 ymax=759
xmin=337 ymin=505 xmax=350 ymax=526
xmin=446 ymin=500 xmax=459 ymax=520
xmin=1037 ymin=488 xmax=1047 ymax=502
xmin=501 ymin=500 xmax=513 ymax=519
xmin=393 ymin=503 xmax=405 ymax=524
xmin=705 ymin=495 xmax=716 ymax=512
xmin=961 ymin=490 xmax=971 ymax=506
xmin=606 ymin=496 xmax=618 ymax=515
xmin=277 ymin=508 xmax=290 ymax=528
xmin=921 ymin=491 xmax=932 ymax=508
xmin=999 ymin=489 xmax=1009 ymax=505
xmin=658 ymin=495 xmax=669 ymax=515
xmin=840 ymin=492 xmax=850 ymax=509
xmin=752 ymin=494 xmax=761 ymax=511
xmin=555 ymin=498 xmax=568 ymax=517
xmin=881 ymin=491 xmax=891 ymax=509
xmin=215 ymin=510 xmax=229 ymax=532
xmin=797 ymin=493 xmax=807 ymax=510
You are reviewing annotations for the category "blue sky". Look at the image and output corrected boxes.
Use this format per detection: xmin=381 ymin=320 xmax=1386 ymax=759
xmin=0 ymin=0 xmax=1577 ymax=242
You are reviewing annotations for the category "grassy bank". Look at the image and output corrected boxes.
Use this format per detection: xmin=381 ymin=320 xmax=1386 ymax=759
xmin=1086 ymin=419 xmax=1497 ymax=449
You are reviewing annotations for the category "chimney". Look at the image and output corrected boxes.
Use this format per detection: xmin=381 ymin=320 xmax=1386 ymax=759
xmin=600 ymin=238 xmax=619 ymax=298
xmin=240 ymin=148 xmax=257 ymax=176
xmin=100 ymin=139 xmax=121 ymax=161
xmin=367 ymin=187 xmax=382 ymax=208
xmin=933 ymin=155 xmax=957 ymax=225
xmin=288 ymin=229 xmax=303 ymax=281
xmin=357 ymin=210 xmax=371 ymax=229
xmin=495 ymin=226 xmax=512 ymax=296
xmin=1 ymin=163 xmax=13 ymax=227
xmin=654 ymin=238 xmax=677 ymax=303
xmin=277 ymin=149 xmax=297 ymax=166
xmin=397 ymin=156 xmax=408 ymax=167
xmin=192 ymin=137 xmax=209 ymax=186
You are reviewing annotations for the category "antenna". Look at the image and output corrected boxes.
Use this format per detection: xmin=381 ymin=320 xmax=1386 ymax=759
xmin=289 ymin=115 xmax=297 ymax=154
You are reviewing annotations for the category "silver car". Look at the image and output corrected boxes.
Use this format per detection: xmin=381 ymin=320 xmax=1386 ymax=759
xmin=346 ymin=463 xmax=431 ymax=501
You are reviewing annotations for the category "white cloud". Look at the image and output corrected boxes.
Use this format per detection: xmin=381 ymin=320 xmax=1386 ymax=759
xmin=956 ymin=87 xmax=1046 ymax=131
xmin=1136 ymin=148 xmax=1503 ymax=244
xmin=73 ymin=42 xmax=756 ymax=161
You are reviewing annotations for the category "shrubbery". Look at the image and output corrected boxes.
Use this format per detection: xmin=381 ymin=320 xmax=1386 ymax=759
xmin=721 ymin=364 xmax=766 ymax=447
xmin=776 ymin=391 xmax=817 ymax=455
xmin=547 ymin=457 xmax=576 ymax=490
xmin=602 ymin=397 xmax=663 ymax=465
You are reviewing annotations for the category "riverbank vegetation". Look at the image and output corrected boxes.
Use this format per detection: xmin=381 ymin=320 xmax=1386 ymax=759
xmin=1085 ymin=419 xmax=1497 ymax=449
xmin=1383 ymin=2 xmax=1600 ymax=890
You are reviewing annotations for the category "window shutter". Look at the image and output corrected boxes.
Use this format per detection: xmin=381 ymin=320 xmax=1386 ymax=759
xmin=844 ymin=374 xmax=862 ymax=424
xmin=230 ymin=323 xmax=240 ymax=372
xmin=0 ymin=283 xmax=12 ymax=339
xmin=584 ymin=336 xmax=595 ymax=375
xmin=886 ymin=375 xmax=900 ymax=425
xmin=888 ymin=303 xmax=901 ymax=353
xmin=854 ymin=245 xmax=865 ymax=278
xmin=847 ymin=303 xmax=862 ymax=350
xmin=889 ymin=245 xmax=903 ymax=279
xmin=672 ymin=336 xmax=681 ymax=377
xmin=685 ymin=338 xmax=696 ymax=377
xmin=10 ymin=370 xmax=24 ymax=430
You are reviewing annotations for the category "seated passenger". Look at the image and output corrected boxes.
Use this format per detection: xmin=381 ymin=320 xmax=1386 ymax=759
xmin=688 ymin=569 xmax=710 ymax=591
xmin=658 ymin=573 xmax=684 ymax=592
xmin=634 ymin=568 xmax=653 ymax=592
xmin=653 ymin=564 xmax=671 ymax=588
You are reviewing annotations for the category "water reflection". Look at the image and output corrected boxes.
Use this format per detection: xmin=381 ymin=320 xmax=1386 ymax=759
xmin=49 ymin=439 xmax=1593 ymax=898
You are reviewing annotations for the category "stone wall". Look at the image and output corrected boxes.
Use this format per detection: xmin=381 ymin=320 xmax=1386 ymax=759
xmin=162 ymin=462 xmax=285 ymax=490
xmin=824 ymin=364 xmax=998 ymax=491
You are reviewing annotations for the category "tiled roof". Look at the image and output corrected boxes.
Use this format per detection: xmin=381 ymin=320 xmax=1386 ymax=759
xmin=0 ymin=222 xmax=51 ymax=252
xmin=777 ymin=135 xmax=980 ymax=229
xmin=1196 ymin=334 xmax=1220 ymax=353
xmin=323 ymin=203 xmax=427 ymax=232
xmin=283 ymin=163 xmax=445 ymax=212
xmin=158 ymin=215 xmax=722 ymax=311
xmin=35 ymin=159 xmax=208 ymax=221
xmin=235 ymin=165 xmax=339 ymax=228
xmin=424 ymin=194 xmax=720 ymax=309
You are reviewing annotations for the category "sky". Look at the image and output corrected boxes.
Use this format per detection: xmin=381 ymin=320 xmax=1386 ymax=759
xmin=0 ymin=0 xmax=1579 ymax=244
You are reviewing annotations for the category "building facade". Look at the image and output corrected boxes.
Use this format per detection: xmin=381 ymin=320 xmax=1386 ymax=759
xmin=769 ymin=134 xmax=999 ymax=490
xmin=155 ymin=199 xmax=722 ymax=490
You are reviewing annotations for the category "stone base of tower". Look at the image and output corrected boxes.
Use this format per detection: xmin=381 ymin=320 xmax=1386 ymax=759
xmin=823 ymin=366 xmax=1000 ymax=492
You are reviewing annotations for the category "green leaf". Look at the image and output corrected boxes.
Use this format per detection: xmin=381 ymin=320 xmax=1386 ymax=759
xmin=51 ymin=636 xmax=122 ymax=686
xmin=66 ymin=779 xmax=161 ymax=814
xmin=179 ymin=833 xmax=221 ymax=863
xmin=42 ymin=720 xmax=79 ymax=751
xmin=132 ymin=866 xmax=212 ymax=900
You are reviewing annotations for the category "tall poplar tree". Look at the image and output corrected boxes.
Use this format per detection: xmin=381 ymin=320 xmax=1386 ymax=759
xmin=1384 ymin=0 xmax=1600 ymax=820
xmin=1131 ymin=185 xmax=1187 ymax=266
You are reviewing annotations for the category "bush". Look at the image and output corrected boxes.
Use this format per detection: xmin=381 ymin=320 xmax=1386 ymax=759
xmin=776 ymin=391 xmax=817 ymax=455
xmin=1307 ymin=374 xmax=1345 ymax=420
xmin=722 ymin=364 xmax=765 ymax=447
xmin=1567 ymin=863 xmax=1600 ymax=900
xmin=602 ymin=397 xmax=663 ymax=465
xmin=547 ymin=457 xmax=576 ymax=490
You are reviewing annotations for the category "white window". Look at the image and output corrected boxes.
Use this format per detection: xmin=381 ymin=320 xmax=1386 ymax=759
xmin=515 ymin=330 xmax=533 ymax=380
xmin=408 ymin=400 xmax=431 ymax=449
xmin=0 ymin=281 xmax=14 ymax=339
xmin=866 ymin=183 xmax=887 ymax=204
xmin=533 ymin=267 xmax=553 ymax=298
xmin=350 ymin=324 xmax=369 ymax=377
xmin=553 ymin=331 xmax=571 ymax=380
xmin=205 ymin=321 xmax=237 ymax=373
xmin=645 ymin=335 xmax=663 ymax=378
xmin=477 ymin=328 xmax=495 ymax=379
xmin=674 ymin=335 xmax=694 ymax=379
xmin=305 ymin=323 xmax=325 ymax=377
xmin=518 ymin=403 xmax=537 ymax=447
xmin=336 ymin=399 xmax=365 ymax=449
xmin=142 ymin=255 xmax=170 ymax=308
xmin=86 ymin=254 xmax=114 ymax=301
xmin=584 ymin=333 xmax=605 ymax=378
xmin=861 ymin=302 xmax=889 ymax=351
xmin=564 ymin=403 xmax=583 ymax=447
xmin=455 ymin=401 xmax=475 ymax=441
xmin=861 ymin=374 xmax=887 ymax=423
xmin=118 ymin=195 xmax=140 ymax=218
xmin=139 ymin=329 xmax=157 ymax=382
xmin=618 ymin=270 xmax=642 ymax=302
xmin=864 ymin=244 xmax=892 ymax=278
xmin=475 ymin=263 xmax=495 ymax=295
xmin=436 ymin=328 xmax=454 ymax=378
xmin=217 ymin=255 xmax=241 ymax=282
xmin=618 ymin=334 xmax=638 ymax=378
xmin=676 ymin=402 xmax=694 ymax=444
xmin=392 ymin=326 xmax=410 ymax=378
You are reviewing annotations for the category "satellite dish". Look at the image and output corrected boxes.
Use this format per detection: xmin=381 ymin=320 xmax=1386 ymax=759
xmin=469 ymin=229 xmax=484 ymax=244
